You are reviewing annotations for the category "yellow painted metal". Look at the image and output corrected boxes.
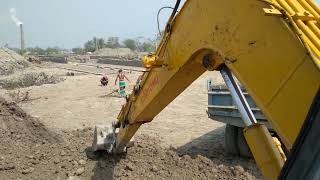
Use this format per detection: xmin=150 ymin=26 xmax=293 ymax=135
xmin=306 ymin=0 xmax=320 ymax=15
xmin=272 ymin=137 xmax=287 ymax=161
xmin=297 ymin=0 xmax=320 ymax=20
xmin=286 ymin=0 xmax=320 ymax=42
xmin=129 ymin=49 xmax=217 ymax=123
xmin=297 ymin=0 xmax=320 ymax=19
xmin=277 ymin=0 xmax=320 ymax=51
xmin=244 ymin=124 xmax=284 ymax=180
xmin=114 ymin=123 xmax=142 ymax=153
xmin=143 ymin=55 xmax=154 ymax=68
xmin=112 ymin=0 xmax=320 ymax=178
xmin=269 ymin=0 xmax=320 ymax=60
xmin=263 ymin=8 xmax=283 ymax=16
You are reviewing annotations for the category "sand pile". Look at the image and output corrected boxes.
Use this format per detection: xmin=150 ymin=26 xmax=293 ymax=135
xmin=0 ymin=69 xmax=65 ymax=90
xmin=0 ymin=48 xmax=65 ymax=89
xmin=0 ymin=48 xmax=30 ymax=75
xmin=93 ymin=48 xmax=137 ymax=59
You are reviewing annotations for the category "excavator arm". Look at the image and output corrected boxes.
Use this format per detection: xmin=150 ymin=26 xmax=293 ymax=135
xmin=94 ymin=0 xmax=320 ymax=179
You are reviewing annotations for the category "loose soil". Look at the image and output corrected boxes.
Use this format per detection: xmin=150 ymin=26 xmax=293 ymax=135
xmin=0 ymin=62 xmax=262 ymax=179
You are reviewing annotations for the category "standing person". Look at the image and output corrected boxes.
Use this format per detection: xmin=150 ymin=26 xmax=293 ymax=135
xmin=115 ymin=69 xmax=130 ymax=96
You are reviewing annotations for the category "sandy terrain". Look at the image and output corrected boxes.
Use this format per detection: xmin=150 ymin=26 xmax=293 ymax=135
xmin=0 ymin=61 xmax=262 ymax=179
xmin=15 ymin=66 xmax=225 ymax=148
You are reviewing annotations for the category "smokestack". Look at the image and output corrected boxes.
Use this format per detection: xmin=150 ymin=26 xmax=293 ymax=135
xmin=20 ymin=24 xmax=25 ymax=51
xmin=9 ymin=8 xmax=24 ymax=51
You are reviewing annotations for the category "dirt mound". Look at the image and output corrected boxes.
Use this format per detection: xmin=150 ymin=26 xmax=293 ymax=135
xmin=0 ymin=69 xmax=65 ymax=89
xmin=0 ymin=124 xmax=261 ymax=180
xmin=93 ymin=48 xmax=137 ymax=59
xmin=0 ymin=49 xmax=65 ymax=89
xmin=89 ymin=135 xmax=261 ymax=180
xmin=0 ymin=48 xmax=30 ymax=75
xmin=0 ymin=97 xmax=261 ymax=179
xmin=0 ymin=98 xmax=62 ymax=179
xmin=0 ymin=98 xmax=60 ymax=143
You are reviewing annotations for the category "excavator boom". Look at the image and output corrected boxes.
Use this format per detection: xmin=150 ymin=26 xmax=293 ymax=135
xmin=93 ymin=0 xmax=320 ymax=179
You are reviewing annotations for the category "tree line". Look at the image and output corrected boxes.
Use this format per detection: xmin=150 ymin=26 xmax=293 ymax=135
xmin=74 ymin=36 xmax=158 ymax=54
xmin=6 ymin=35 xmax=160 ymax=55
xmin=6 ymin=46 xmax=68 ymax=56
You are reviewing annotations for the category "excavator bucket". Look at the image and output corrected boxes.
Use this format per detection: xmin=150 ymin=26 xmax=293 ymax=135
xmin=92 ymin=125 xmax=116 ymax=152
xmin=92 ymin=124 xmax=135 ymax=153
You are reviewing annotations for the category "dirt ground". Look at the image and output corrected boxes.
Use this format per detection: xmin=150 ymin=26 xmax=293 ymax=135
xmin=0 ymin=62 xmax=262 ymax=179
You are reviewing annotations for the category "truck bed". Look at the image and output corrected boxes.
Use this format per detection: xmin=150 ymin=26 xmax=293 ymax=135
xmin=207 ymin=80 xmax=270 ymax=128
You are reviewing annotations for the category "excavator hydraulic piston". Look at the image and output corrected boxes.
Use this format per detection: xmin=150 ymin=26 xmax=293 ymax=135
xmin=220 ymin=66 xmax=285 ymax=179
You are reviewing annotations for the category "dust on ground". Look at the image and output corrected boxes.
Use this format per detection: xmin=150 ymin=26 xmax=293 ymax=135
xmin=0 ymin=59 xmax=262 ymax=179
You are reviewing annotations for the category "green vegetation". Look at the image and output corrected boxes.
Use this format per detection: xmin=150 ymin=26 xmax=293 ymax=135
xmin=71 ymin=47 xmax=85 ymax=54
xmin=6 ymin=35 xmax=161 ymax=55
xmin=83 ymin=36 xmax=122 ymax=52
xmin=122 ymin=39 xmax=137 ymax=51
xmin=11 ymin=47 xmax=67 ymax=55
xmin=82 ymin=36 xmax=158 ymax=53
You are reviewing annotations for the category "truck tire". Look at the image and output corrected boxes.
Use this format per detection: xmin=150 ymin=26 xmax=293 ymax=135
xmin=237 ymin=127 xmax=252 ymax=158
xmin=225 ymin=124 xmax=239 ymax=155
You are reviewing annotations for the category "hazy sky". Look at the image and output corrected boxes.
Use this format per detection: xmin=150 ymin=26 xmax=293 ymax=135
xmin=0 ymin=0 xmax=319 ymax=49
xmin=0 ymin=0 xmax=180 ymax=49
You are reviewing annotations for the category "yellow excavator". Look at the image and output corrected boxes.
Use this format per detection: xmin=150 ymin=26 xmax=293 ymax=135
xmin=92 ymin=0 xmax=320 ymax=179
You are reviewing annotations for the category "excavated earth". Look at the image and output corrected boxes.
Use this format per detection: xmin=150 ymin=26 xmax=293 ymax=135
xmin=0 ymin=48 xmax=64 ymax=90
xmin=0 ymin=50 xmax=262 ymax=179
xmin=0 ymin=97 xmax=262 ymax=180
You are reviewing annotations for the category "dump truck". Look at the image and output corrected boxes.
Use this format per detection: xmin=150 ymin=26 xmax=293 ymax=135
xmin=207 ymin=81 xmax=268 ymax=157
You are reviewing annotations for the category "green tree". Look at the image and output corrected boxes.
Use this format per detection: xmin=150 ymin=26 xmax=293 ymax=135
xmin=72 ymin=47 xmax=85 ymax=54
xmin=45 ymin=47 xmax=62 ymax=55
xmin=135 ymin=38 xmax=156 ymax=52
xmin=84 ymin=40 xmax=95 ymax=52
xmin=140 ymin=41 xmax=156 ymax=52
xmin=97 ymin=38 xmax=106 ymax=49
xmin=84 ymin=37 xmax=104 ymax=52
xmin=106 ymin=37 xmax=120 ymax=48
xmin=122 ymin=39 xmax=137 ymax=51
xmin=27 ymin=47 xmax=46 ymax=55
